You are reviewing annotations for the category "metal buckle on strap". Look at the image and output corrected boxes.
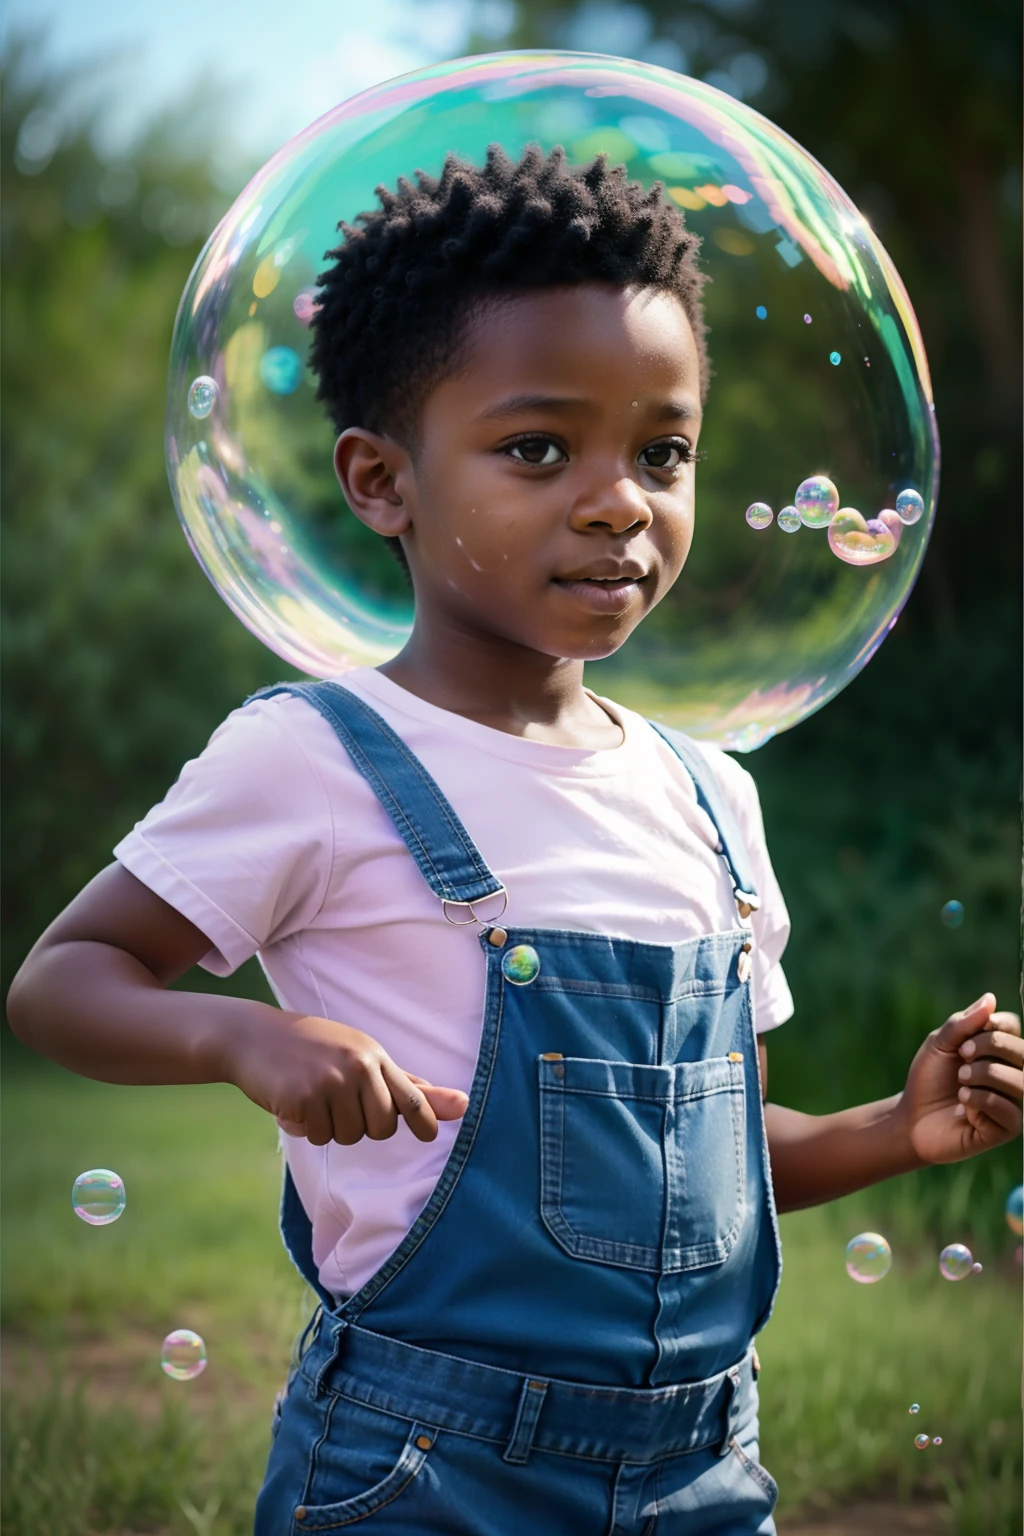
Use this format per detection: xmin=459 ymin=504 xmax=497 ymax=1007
xmin=441 ymin=887 xmax=509 ymax=928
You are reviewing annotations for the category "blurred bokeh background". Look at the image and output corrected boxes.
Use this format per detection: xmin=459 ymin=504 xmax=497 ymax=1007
xmin=1 ymin=3 xmax=1020 ymax=1533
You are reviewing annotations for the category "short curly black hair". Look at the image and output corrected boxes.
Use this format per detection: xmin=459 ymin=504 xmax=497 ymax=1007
xmin=310 ymin=142 xmax=709 ymax=452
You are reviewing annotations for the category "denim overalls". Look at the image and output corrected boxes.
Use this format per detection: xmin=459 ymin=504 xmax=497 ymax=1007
xmin=253 ymin=681 xmax=782 ymax=1534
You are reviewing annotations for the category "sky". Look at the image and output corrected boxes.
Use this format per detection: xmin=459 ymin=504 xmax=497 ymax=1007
xmin=3 ymin=0 xmax=513 ymax=163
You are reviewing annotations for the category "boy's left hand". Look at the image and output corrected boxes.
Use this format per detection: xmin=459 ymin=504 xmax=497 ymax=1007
xmin=899 ymin=993 xmax=1023 ymax=1164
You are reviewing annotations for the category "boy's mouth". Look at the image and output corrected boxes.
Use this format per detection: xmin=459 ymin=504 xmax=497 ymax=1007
xmin=552 ymin=561 xmax=649 ymax=614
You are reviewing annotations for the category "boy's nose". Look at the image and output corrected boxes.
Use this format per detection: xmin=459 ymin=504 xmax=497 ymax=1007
xmin=569 ymin=478 xmax=652 ymax=536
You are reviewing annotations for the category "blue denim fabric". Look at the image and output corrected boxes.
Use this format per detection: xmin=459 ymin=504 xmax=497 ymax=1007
xmin=251 ymin=682 xmax=782 ymax=1533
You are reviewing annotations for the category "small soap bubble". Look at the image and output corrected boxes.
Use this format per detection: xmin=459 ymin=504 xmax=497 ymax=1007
xmin=187 ymin=376 xmax=218 ymax=419
xmin=971 ymin=1262 xmax=982 ymax=1274
xmin=932 ymin=1436 xmax=943 ymax=1446
xmin=260 ymin=346 xmax=302 ymax=395
xmin=940 ymin=900 xmax=964 ymax=929
xmin=1005 ymin=1185 xmax=1023 ymax=1236
xmin=755 ymin=304 xmax=767 ymax=319
xmin=803 ymin=313 xmax=812 ymax=323
xmin=909 ymin=1404 xmax=920 ymax=1414
xmin=828 ymin=509 xmax=897 ymax=567
xmin=829 ymin=351 xmax=841 ymax=365
xmin=895 ymin=487 xmax=924 ymax=525
xmin=777 ymin=506 xmax=801 ymax=533
xmin=939 ymin=1242 xmax=974 ymax=1281
xmin=293 ymin=288 xmax=318 ymax=325
xmin=72 ymin=1168 xmax=126 ymax=1225
xmin=845 ymin=1231 xmax=891 ymax=1283
xmin=502 ymin=944 xmax=541 ymax=986
xmin=161 ymin=1329 xmax=207 ymax=1381
xmin=745 ymin=502 xmax=773 ymax=530
xmin=794 ymin=475 xmax=840 ymax=528
xmin=914 ymin=1433 xmax=930 ymax=1450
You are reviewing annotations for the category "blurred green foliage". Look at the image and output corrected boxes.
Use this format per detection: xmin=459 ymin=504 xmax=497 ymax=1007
xmin=1 ymin=12 xmax=1021 ymax=1232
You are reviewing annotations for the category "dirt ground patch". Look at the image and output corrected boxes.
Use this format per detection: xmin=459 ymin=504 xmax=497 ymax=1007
xmin=786 ymin=1500 xmax=950 ymax=1534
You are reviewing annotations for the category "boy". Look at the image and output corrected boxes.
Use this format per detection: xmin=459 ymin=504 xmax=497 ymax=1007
xmin=9 ymin=145 xmax=1022 ymax=1533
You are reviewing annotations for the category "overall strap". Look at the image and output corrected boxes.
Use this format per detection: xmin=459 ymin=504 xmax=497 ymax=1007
xmin=248 ymin=681 xmax=505 ymax=910
xmin=648 ymin=722 xmax=761 ymax=916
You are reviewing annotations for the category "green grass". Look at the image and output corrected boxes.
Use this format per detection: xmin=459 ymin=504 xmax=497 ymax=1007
xmin=2 ymin=1059 xmax=1020 ymax=1534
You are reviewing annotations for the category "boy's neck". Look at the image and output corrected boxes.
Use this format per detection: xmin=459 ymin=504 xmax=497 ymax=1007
xmin=378 ymin=619 xmax=623 ymax=749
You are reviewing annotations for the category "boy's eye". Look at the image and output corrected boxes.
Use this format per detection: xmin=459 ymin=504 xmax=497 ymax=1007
xmin=506 ymin=436 xmax=566 ymax=467
xmin=638 ymin=439 xmax=693 ymax=471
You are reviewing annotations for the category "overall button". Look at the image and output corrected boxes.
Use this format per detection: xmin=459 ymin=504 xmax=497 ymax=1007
xmin=502 ymin=944 xmax=541 ymax=986
xmin=415 ymin=1434 xmax=433 ymax=1451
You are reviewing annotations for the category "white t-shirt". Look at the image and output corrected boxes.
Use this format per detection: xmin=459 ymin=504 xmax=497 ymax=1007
xmin=114 ymin=668 xmax=793 ymax=1299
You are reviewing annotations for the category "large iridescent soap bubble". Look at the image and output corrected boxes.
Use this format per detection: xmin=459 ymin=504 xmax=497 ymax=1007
xmin=167 ymin=51 xmax=938 ymax=750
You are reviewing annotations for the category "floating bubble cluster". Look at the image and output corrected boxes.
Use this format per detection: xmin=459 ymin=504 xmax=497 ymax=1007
xmin=167 ymin=50 xmax=937 ymax=750
xmin=939 ymin=1242 xmax=974 ymax=1281
xmin=845 ymin=1231 xmax=891 ymax=1283
xmin=161 ymin=1328 xmax=207 ymax=1381
xmin=72 ymin=1168 xmax=126 ymax=1226
xmin=940 ymin=900 xmax=964 ymax=929
xmin=745 ymin=472 xmax=918 ymax=571
xmin=1006 ymin=1185 xmax=1023 ymax=1236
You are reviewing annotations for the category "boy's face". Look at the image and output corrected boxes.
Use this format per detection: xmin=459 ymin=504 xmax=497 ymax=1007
xmin=338 ymin=283 xmax=703 ymax=664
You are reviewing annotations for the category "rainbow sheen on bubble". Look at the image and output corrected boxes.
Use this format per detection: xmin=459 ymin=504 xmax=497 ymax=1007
xmin=795 ymin=475 xmax=840 ymax=528
xmin=938 ymin=1242 xmax=973 ymax=1281
xmin=845 ymin=1231 xmax=891 ymax=1283
xmin=72 ymin=1168 xmax=126 ymax=1226
xmin=161 ymin=1328 xmax=207 ymax=1380
xmin=895 ymin=488 xmax=924 ymax=525
xmin=187 ymin=375 xmax=218 ymax=419
xmin=914 ymin=1434 xmax=930 ymax=1450
xmin=932 ymin=1436 xmax=942 ymax=1446
xmin=745 ymin=502 xmax=773 ymax=530
xmin=777 ymin=506 xmax=801 ymax=533
xmin=166 ymin=51 xmax=937 ymax=748
xmin=828 ymin=509 xmax=897 ymax=567
xmin=908 ymin=1404 xmax=920 ymax=1414
xmin=940 ymin=899 xmax=964 ymax=929
xmin=502 ymin=944 xmax=541 ymax=986
xmin=1005 ymin=1185 xmax=1023 ymax=1236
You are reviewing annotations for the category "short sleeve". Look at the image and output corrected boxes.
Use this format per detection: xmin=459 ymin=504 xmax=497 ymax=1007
xmin=113 ymin=699 xmax=335 ymax=975
xmin=697 ymin=743 xmax=794 ymax=1034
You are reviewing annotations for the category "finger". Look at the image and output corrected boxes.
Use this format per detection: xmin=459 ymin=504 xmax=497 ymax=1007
xmin=301 ymin=1100 xmax=337 ymax=1147
xmin=381 ymin=1059 xmax=440 ymax=1142
xmin=324 ymin=1086 xmax=372 ymax=1146
xmin=960 ymin=1030 xmax=1024 ymax=1066
xmin=407 ymin=1074 xmax=469 ymax=1121
xmin=936 ymin=994 xmax=996 ymax=1052
xmin=956 ymin=1087 xmax=1022 ymax=1136
xmin=957 ymin=1061 xmax=1023 ymax=1103
xmin=359 ymin=1070 xmax=400 ymax=1141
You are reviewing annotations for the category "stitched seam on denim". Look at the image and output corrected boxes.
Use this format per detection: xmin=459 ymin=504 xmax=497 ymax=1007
xmin=545 ymin=1080 xmax=741 ymax=1105
xmin=539 ymin=1073 xmax=662 ymax=1269
xmin=529 ymin=976 xmax=732 ymax=1003
xmin=664 ymin=1072 xmax=746 ymax=1272
xmin=296 ymin=1426 xmax=431 ymax=1529
xmin=300 ymin=1387 xmax=337 ymax=1513
xmin=729 ymin=1437 xmax=778 ymax=1499
xmin=338 ymin=952 xmax=507 ymax=1320
xmin=316 ymin=683 xmax=498 ymax=899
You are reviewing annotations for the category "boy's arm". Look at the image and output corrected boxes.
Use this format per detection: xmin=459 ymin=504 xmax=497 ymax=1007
xmin=761 ymin=994 xmax=1023 ymax=1214
xmin=6 ymin=863 xmax=467 ymax=1144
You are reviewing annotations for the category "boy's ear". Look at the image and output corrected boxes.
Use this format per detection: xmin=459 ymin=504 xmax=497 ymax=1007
xmin=334 ymin=429 xmax=413 ymax=539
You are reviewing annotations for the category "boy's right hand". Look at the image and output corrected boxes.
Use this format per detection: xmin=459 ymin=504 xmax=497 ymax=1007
xmin=225 ymin=1012 xmax=469 ymax=1146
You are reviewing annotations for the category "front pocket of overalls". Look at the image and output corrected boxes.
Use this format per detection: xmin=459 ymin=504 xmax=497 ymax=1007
xmin=294 ymin=1398 xmax=435 ymax=1530
xmin=538 ymin=1055 xmax=745 ymax=1272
